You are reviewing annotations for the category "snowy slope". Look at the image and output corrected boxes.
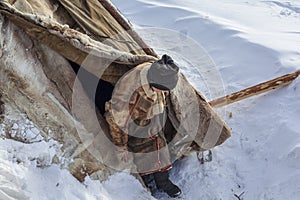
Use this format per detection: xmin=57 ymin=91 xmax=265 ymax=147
xmin=0 ymin=113 xmax=154 ymax=200
xmin=0 ymin=144 xmax=152 ymax=200
xmin=1 ymin=0 xmax=300 ymax=199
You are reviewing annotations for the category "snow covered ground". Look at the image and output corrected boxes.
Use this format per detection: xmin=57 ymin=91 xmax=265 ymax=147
xmin=1 ymin=0 xmax=300 ymax=199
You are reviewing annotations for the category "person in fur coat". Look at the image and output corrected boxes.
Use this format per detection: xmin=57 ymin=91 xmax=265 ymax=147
xmin=105 ymin=54 xmax=182 ymax=198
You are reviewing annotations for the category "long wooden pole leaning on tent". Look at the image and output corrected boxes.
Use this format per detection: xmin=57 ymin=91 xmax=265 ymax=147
xmin=209 ymin=70 xmax=300 ymax=108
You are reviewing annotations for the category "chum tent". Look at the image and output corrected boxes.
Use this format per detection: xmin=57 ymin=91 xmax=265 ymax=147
xmin=0 ymin=0 xmax=231 ymax=182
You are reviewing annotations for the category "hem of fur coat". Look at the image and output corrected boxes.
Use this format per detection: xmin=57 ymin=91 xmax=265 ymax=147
xmin=139 ymin=164 xmax=172 ymax=176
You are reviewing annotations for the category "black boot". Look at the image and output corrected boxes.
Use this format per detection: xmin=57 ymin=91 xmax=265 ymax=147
xmin=153 ymin=171 xmax=182 ymax=198
xmin=141 ymin=174 xmax=156 ymax=193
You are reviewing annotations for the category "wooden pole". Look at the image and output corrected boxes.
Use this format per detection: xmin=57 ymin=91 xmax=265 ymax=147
xmin=98 ymin=0 xmax=159 ymax=58
xmin=209 ymin=70 xmax=300 ymax=108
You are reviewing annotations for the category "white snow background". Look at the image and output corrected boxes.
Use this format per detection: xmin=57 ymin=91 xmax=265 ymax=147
xmin=1 ymin=0 xmax=300 ymax=199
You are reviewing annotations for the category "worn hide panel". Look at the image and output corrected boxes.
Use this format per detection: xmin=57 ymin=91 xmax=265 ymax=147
xmin=167 ymin=74 xmax=231 ymax=159
xmin=0 ymin=16 xmax=115 ymax=181
xmin=0 ymin=0 xmax=157 ymax=84
xmin=58 ymin=0 xmax=144 ymax=53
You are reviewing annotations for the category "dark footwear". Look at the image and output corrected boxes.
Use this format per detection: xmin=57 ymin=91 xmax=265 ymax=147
xmin=165 ymin=184 xmax=181 ymax=198
xmin=153 ymin=171 xmax=182 ymax=198
xmin=141 ymin=174 xmax=156 ymax=193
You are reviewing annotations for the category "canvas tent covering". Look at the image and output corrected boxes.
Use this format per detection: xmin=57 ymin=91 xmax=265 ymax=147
xmin=0 ymin=0 xmax=231 ymax=182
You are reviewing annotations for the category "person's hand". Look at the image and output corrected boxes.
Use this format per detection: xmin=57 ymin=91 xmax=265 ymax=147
xmin=162 ymin=54 xmax=174 ymax=65
xmin=115 ymin=146 xmax=137 ymax=172
xmin=117 ymin=146 xmax=132 ymax=163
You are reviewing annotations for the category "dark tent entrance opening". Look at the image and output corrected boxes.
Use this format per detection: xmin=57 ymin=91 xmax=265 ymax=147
xmin=69 ymin=60 xmax=114 ymax=115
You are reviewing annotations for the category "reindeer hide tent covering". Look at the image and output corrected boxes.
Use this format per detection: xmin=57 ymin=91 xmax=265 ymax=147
xmin=0 ymin=0 xmax=231 ymax=182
